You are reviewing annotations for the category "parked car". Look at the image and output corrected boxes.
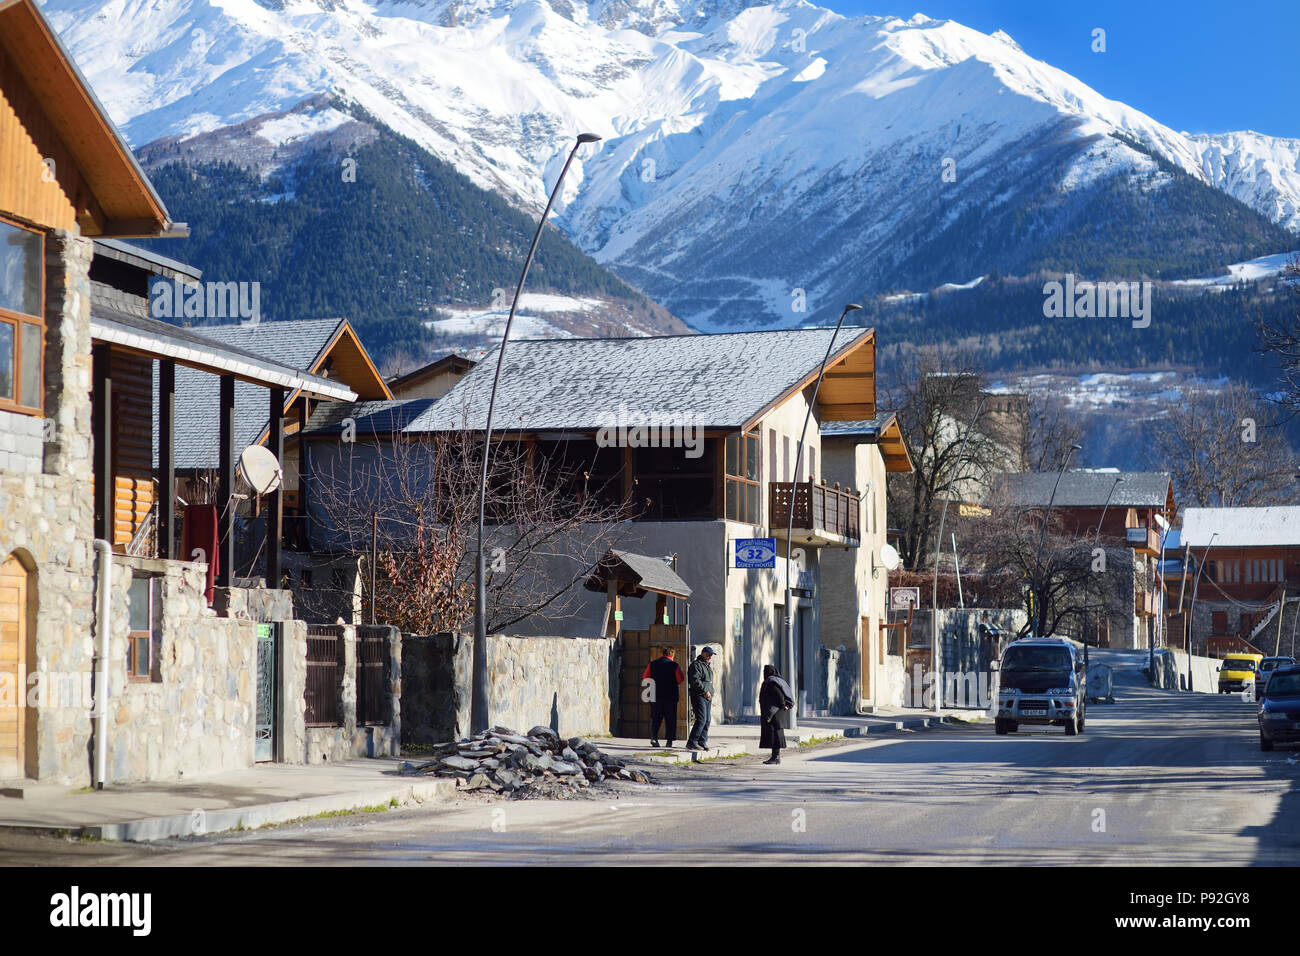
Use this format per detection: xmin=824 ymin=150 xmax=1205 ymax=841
xmin=994 ymin=637 xmax=1087 ymax=736
xmin=1258 ymin=664 xmax=1300 ymax=751
xmin=1257 ymin=657 xmax=1297 ymax=698
xmin=1217 ymin=653 xmax=1263 ymax=694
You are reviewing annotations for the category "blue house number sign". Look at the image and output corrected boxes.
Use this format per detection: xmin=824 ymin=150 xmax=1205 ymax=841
xmin=735 ymin=538 xmax=777 ymax=569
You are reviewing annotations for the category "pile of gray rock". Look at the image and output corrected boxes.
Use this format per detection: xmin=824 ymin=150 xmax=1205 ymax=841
xmin=409 ymin=726 xmax=650 ymax=795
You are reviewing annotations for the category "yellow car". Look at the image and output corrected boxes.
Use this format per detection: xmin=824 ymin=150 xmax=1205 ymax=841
xmin=1218 ymin=653 xmax=1263 ymax=694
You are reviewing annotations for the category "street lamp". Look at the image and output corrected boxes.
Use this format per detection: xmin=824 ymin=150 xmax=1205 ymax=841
xmin=1186 ymin=531 xmax=1219 ymax=694
xmin=1029 ymin=443 xmax=1082 ymax=637
xmin=1095 ymin=475 xmax=1124 ymax=537
xmin=471 ymin=132 xmax=602 ymax=734
xmin=784 ymin=303 xmax=862 ymax=724
xmin=930 ymin=395 xmax=985 ymax=714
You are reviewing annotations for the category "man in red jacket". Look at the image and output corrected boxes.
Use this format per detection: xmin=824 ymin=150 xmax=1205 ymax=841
xmin=642 ymin=648 xmax=684 ymax=748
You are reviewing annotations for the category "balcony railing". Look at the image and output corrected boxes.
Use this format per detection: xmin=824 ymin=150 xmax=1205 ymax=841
xmin=769 ymin=480 xmax=861 ymax=546
xmin=1126 ymin=526 xmax=1160 ymax=556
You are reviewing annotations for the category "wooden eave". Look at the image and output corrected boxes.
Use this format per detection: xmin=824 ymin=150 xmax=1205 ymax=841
xmin=741 ymin=328 xmax=876 ymax=431
xmin=0 ymin=0 xmax=173 ymax=237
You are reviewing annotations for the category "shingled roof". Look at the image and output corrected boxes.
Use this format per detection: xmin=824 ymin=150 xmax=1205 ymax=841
xmin=306 ymin=327 xmax=875 ymax=436
xmin=1000 ymin=471 xmax=1174 ymax=510
xmin=139 ymin=318 xmax=358 ymax=469
xmin=1183 ymin=507 xmax=1300 ymax=548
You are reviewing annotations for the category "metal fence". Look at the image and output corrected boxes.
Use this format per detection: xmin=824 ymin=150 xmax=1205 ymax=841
xmin=356 ymin=626 xmax=390 ymax=726
xmin=305 ymin=624 xmax=343 ymax=727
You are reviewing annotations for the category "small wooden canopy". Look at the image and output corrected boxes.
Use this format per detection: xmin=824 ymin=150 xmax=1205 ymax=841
xmin=585 ymin=550 xmax=692 ymax=600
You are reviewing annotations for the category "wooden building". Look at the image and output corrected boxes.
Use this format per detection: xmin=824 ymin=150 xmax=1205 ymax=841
xmin=303 ymin=327 xmax=914 ymax=719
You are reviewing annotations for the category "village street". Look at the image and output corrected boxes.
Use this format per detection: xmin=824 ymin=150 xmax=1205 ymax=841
xmin=3 ymin=652 xmax=1297 ymax=866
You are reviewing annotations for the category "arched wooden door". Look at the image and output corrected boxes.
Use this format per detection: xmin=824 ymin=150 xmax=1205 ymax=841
xmin=0 ymin=554 xmax=29 ymax=778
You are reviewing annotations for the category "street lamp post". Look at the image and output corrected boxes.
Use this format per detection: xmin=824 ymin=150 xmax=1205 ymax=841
xmin=930 ymin=396 xmax=985 ymax=714
xmin=471 ymin=132 xmax=602 ymax=734
xmin=1186 ymin=531 xmax=1219 ymax=694
xmin=1029 ymin=444 xmax=1082 ymax=637
xmin=1095 ymin=475 xmax=1124 ymax=537
xmin=784 ymin=304 xmax=862 ymax=724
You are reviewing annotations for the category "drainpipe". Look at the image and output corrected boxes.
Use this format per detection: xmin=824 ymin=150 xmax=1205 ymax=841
xmin=93 ymin=538 xmax=113 ymax=789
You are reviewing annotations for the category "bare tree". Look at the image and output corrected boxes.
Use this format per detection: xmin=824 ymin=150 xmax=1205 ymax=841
xmin=309 ymin=428 xmax=633 ymax=634
xmin=1023 ymin=392 xmax=1086 ymax=474
xmin=884 ymin=347 xmax=1009 ymax=570
xmin=1254 ymin=256 xmax=1300 ymax=411
xmin=966 ymin=488 xmax=1131 ymax=638
xmin=1145 ymin=383 xmax=1298 ymax=507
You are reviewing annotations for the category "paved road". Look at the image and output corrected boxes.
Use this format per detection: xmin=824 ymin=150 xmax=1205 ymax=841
xmin=5 ymin=651 xmax=1299 ymax=865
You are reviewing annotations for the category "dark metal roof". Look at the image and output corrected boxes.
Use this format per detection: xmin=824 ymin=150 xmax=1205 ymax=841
xmin=93 ymin=239 xmax=201 ymax=281
xmin=306 ymin=327 xmax=875 ymax=435
xmin=999 ymin=471 xmax=1173 ymax=509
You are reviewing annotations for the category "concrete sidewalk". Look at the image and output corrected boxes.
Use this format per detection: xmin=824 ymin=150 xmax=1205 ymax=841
xmin=0 ymin=758 xmax=455 ymax=842
xmin=595 ymin=705 xmax=980 ymax=765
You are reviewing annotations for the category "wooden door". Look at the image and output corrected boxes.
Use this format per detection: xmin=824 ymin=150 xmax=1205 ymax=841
xmin=0 ymin=555 xmax=28 ymax=778
xmin=619 ymin=625 xmax=689 ymax=739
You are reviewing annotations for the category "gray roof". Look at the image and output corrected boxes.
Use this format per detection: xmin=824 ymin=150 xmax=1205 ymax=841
xmin=821 ymin=413 xmax=896 ymax=440
xmin=166 ymin=319 xmax=349 ymax=469
xmin=1000 ymin=471 xmax=1172 ymax=509
xmin=94 ymin=239 xmax=201 ymax=281
xmin=1183 ymin=507 xmax=1300 ymax=548
xmin=189 ymin=318 xmax=345 ymax=372
xmin=585 ymin=550 xmax=692 ymax=599
xmin=306 ymin=327 xmax=874 ymax=436
xmin=91 ymin=284 xmax=350 ymax=399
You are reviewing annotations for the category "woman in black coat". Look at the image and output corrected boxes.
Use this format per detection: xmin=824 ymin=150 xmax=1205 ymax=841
xmin=759 ymin=664 xmax=795 ymax=765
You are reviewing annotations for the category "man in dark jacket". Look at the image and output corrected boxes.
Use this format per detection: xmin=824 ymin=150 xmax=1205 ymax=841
xmin=686 ymin=646 xmax=716 ymax=751
xmin=642 ymin=647 xmax=684 ymax=747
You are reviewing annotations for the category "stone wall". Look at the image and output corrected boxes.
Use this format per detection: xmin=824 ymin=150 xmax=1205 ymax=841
xmin=0 ymin=231 xmax=96 ymax=785
xmin=101 ymin=556 xmax=258 ymax=782
xmin=0 ymin=411 xmax=44 ymax=474
xmin=402 ymin=632 xmax=615 ymax=745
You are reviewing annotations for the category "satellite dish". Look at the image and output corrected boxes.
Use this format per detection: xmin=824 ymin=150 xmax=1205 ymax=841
xmin=879 ymin=543 xmax=901 ymax=571
xmin=237 ymin=445 xmax=283 ymax=496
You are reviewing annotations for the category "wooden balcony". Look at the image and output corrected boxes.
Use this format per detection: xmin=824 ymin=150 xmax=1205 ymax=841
xmin=1135 ymin=591 xmax=1157 ymax=617
xmin=769 ymin=480 xmax=861 ymax=548
xmin=1126 ymin=526 xmax=1160 ymax=556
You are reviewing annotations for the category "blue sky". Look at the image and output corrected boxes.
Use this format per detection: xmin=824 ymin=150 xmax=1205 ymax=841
xmin=833 ymin=0 xmax=1300 ymax=138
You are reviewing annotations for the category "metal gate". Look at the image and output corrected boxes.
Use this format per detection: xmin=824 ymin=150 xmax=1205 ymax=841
xmin=254 ymin=623 xmax=276 ymax=762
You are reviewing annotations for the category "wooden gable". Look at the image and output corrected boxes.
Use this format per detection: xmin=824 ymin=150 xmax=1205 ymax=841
xmin=0 ymin=0 xmax=171 ymax=236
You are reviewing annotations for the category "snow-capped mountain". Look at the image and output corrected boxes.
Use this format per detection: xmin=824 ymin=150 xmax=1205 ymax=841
xmin=40 ymin=0 xmax=1300 ymax=329
xmin=1188 ymin=130 xmax=1300 ymax=234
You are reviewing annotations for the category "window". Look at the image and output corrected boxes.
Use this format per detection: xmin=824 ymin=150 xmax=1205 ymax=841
xmin=0 ymin=219 xmax=44 ymax=414
xmin=127 ymin=574 xmax=161 ymax=681
xmin=725 ymin=431 xmax=761 ymax=524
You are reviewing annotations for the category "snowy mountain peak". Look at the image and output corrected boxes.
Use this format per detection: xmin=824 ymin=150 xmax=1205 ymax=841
xmin=38 ymin=0 xmax=1300 ymax=331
